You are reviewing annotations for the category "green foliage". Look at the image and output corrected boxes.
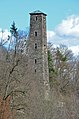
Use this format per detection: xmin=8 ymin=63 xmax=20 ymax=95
xmin=48 ymin=49 xmax=58 ymax=89
xmin=56 ymin=47 xmax=67 ymax=62
xmin=10 ymin=21 xmax=18 ymax=55
xmin=10 ymin=21 xmax=18 ymax=38
xmin=48 ymin=44 xmax=74 ymax=93
xmin=48 ymin=50 xmax=55 ymax=74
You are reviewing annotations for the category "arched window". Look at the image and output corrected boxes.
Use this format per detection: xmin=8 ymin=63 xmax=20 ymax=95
xmin=35 ymin=31 xmax=37 ymax=36
xmin=35 ymin=43 xmax=37 ymax=49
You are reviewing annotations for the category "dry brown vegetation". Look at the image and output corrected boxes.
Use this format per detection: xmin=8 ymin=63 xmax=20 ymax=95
xmin=0 ymin=21 xmax=79 ymax=119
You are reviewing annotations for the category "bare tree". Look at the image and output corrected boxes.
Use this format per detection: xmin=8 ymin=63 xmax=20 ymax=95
xmin=0 ymin=22 xmax=29 ymax=119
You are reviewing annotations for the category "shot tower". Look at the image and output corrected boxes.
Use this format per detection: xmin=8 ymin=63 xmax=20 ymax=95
xmin=28 ymin=10 xmax=49 ymax=99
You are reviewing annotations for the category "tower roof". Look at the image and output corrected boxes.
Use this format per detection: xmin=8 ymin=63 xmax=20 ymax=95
xmin=29 ymin=10 xmax=47 ymax=16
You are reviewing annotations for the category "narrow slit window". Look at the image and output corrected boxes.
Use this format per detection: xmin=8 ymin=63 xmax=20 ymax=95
xmin=36 ymin=16 xmax=37 ymax=21
xmin=35 ymin=31 xmax=37 ymax=36
xmin=35 ymin=69 xmax=36 ymax=73
xmin=35 ymin=59 xmax=37 ymax=64
xmin=35 ymin=43 xmax=37 ymax=49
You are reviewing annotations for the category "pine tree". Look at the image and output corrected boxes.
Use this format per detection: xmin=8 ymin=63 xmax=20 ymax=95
xmin=10 ymin=21 xmax=18 ymax=55
xmin=10 ymin=21 xmax=18 ymax=37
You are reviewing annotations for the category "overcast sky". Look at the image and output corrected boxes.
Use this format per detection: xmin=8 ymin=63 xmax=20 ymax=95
xmin=0 ymin=0 xmax=79 ymax=55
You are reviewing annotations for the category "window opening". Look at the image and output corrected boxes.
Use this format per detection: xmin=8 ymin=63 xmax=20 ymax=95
xmin=36 ymin=16 xmax=37 ymax=21
xmin=35 ymin=59 xmax=37 ymax=64
xmin=35 ymin=31 xmax=37 ymax=36
xmin=35 ymin=43 xmax=37 ymax=49
xmin=35 ymin=69 xmax=36 ymax=73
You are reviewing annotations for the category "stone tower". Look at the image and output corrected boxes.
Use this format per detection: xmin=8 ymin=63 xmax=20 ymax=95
xmin=28 ymin=10 xmax=50 ymax=100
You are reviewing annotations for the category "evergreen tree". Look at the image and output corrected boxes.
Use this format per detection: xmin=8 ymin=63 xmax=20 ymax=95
xmin=10 ymin=21 xmax=18 ymax=54
xmin=10 ymin=21 xmax=18 ymax=38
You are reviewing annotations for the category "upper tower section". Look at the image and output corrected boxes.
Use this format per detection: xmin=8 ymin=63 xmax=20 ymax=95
xmin=29 ymin=10 xmax=47 ymax=50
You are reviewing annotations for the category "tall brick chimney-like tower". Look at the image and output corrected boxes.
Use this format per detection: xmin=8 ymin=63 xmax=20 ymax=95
xmin=28 ymin=10 xmax=50 ymax=99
